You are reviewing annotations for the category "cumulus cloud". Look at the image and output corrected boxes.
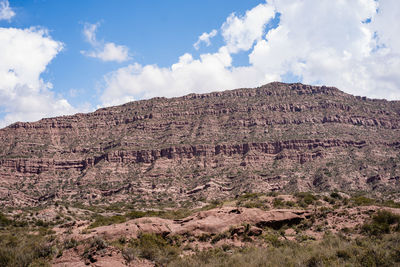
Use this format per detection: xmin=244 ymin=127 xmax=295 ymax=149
xmin=0 ymin=0 xmax=15 ymax=21
xmin=248 ymin=0 xmax=400 ymax=99
xmin=193 ymin=29 xmax=217 ymax=50
xmin=221 ymin=3 xmax=276 ymax=53
xmin=101 ymin=47 xmax=238 ymax=106
xmin=81 ymin=23 xmax=130 ymax=63
xmin=0 ymin=27 xmax=85 ymax=128
xmin=100 ymin=0 xmax=400 ymax=107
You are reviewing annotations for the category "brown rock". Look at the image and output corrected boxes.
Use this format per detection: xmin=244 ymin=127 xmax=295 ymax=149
xmin=0 ymin=82 xmax=399 ymax=207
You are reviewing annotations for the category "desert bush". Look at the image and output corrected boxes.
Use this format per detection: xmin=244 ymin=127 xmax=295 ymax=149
xmin=90 ymin=236 xmax=108 ymax=250
xmin=0 ymin=212 xmax=11 ymax=227
xmin=82 ymin=236 xmax=108 ymax=263
xmin=126 ymin=210 xmax=147 ymax=219
xmin=129 ymin=233 xmax=179 ymax=264
xmin=243 ymin=200 xmax=264 ymax=209
xmin=362 ymin=210 xmax=400 ymax=236
xmin=272 ymin=197 xmax=284 ymax=208
xmin=295 ymin=192 xmax=316 ymax=208
xmin=126 ymin=209 xmax=192 ymax=220
xmin=239 ymin=193 xmax=261 ymax=200
xmin=168 ymin=233 xmax=400 ymax=267
xmin=122 ymin=247 xmax=138 ymax=263
xmin=63 ymin=238 xmax=78 ymax=249
xmin=330 ymin=192 xmax=342 ymax=199
xmin=198 ymin=233 xmax=211 ymax=242
xmin=211 ymin=232 xmax=228 ymax=244
xmin=88 ymin=214 xmax=126 ymax=228
xmin=352 ymin=196 xmax=375 ymax=206
xmin=0 ymin=231 xmax=53 ymax=267
xmin=382 ymin=200 xmax=400 ymax=209
xmin=263 ymin=233 xmax=282 ymax=247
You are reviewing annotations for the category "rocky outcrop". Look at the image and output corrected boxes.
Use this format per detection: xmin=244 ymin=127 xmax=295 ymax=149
xmin=66 ymin=207 xmax=311 ymax=241
xmin=0 ymin=82 xmax=399 ymax=206
xmin=0 ymin=139 xmax=368 ymax=174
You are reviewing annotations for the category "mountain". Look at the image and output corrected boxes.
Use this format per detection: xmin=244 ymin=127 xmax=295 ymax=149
xmin=1 ymin=82 xmax=399 ymax=207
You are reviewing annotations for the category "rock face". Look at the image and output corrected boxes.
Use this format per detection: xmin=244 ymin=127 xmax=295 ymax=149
xmin=67 ymin=207 xmax=311 ymax=241
xmin=0 ymin=82 xmax=399 ymax=206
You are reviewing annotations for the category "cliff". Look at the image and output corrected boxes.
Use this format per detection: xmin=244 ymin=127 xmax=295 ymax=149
xmin=0 ymin=82 xmax=399 ymax=206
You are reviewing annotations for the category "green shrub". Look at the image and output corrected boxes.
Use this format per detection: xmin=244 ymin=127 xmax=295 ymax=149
xmin=198 ymin=234 xmax=211 ymax=242
xmin=263 ymin=233 xmax=281 ymax=247
xmin=373 ymin=210 xmax=400 ymax=225
xmin=90 ymin=237 xmax=108 ymax=250
xmin=122 ymin=247 xmax=138 ymax=263
xmin=0 ymin=232 xmax=53 ymax=267
xmin=211 ymin=233 xmax=228 ymax=244
xmin=169 ymin=234 xmax=400 ymax=267
xmin=126 ymin=209 xmax=192 ymax=220
xmin=0 ymin=212 xmax=11 ymax=227
xmin=239 ymin=193 xmax=260 ymax=200
xmin=88 ymin=215 xmax=126 ymax=228
xmin=63 ymin=238 xmax=78 ymax=249
xmin=295 ymin=192 xmax=316 ymax=206
xmin=126 ymin=211 xmax=147 ymax=219
xmin=129 ymin=233 xmax=179 ymax=264
xmin=362 ymin=210 xmax=400 ymax=236
xmin=330 ymin=192 xmax=342 ymax=199
xmin=382 ymin=200 xmax=400 ymax=209
xmin=272 ymin=198 xmax=284 ymax=208
xmin=352 ymin=196 xmax=375 ymax=206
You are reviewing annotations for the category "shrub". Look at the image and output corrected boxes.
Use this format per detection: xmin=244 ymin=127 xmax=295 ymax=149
xmin=211 ymin=233 xmax=228 ymax=244
xmin=198 ymin=234 xmax=211 ymax=242
xmin=0 ymin=232 xmax=53 ymax=267
xmin=352 ymin=196 xmax=375 ymax=206
xmin=122 ymin=247 xmax=138 ymax=263
xmin=88 ymin=215 xmax=126 ymax=228
xmin=295 ymin=192 xmax=316 ymax=206
xmin=129 ymin=233 xmax=179 ymax=264
xmin=0 ymin=212 xmax=11 ymax=227
xmin=272 ymin=198 xmax=284 ymax=208
xmin=63 ymin=238 xmax=78 ymax=249
xmin=126 ymin=211 xmax=146 ymax=219
xmin=373 ymin=210 xmax=400 ymax=225
xmin=168 ymin=233 xmax=400 ymax=267
xmin=362 ymin=210 xmax=400 ymax=236
xmin=263 ymin=233 xmax=281 ymax=247
xmin=90 ymin=237 xmax=108 ymax=250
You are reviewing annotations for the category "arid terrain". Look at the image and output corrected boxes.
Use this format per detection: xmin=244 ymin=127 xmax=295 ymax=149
xmin=0 ymin=82 xmax=400 ymax=266
xmin=1 ymin=82 xmax=400 ymax=208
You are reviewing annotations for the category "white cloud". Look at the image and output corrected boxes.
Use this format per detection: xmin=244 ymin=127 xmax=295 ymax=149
xmin=193 ymin=29 xmax=217 ymax=50
xmin=100 ymin=47 xmax=242 ymax=106
xmin=100 ymin=0 xmax=400 ymax=107
xmin=0 ymin=0 xmax=15 ymax=21
xmin=221 ymin=3 xmax=275 ymax=53
xmin=82 ymin=22 xmax=98 ymax=46
xmin=85 ymin=42 xmax=130 ymax=63
xmin=0 ymin=27 xmax=86 ymax=128
xmin=248 ymin=0 xmax=400 ymax=99
xmin=81 ymin=23 xmax=130 ymax=63
xmin=372 ymin=0 xmax=400 ymax=54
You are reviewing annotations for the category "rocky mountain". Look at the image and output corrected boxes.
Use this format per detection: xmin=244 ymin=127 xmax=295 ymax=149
xmin=1 ymin=82 xmax=399 ymax=207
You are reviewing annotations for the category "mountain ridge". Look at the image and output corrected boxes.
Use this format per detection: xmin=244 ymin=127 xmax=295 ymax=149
xmin=1 ymin=82 xmax=399 ymax=207
xmin=4 ymin=81 xmax=398 ymax=130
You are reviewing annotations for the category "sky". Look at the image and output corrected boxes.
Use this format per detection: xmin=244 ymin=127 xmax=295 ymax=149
xmin=0 ymin=0 xmax=399 ymax=128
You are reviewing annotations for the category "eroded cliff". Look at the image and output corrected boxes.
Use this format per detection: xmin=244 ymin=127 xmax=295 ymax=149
xmin=0 ymin=82 xmax=399 ymax=206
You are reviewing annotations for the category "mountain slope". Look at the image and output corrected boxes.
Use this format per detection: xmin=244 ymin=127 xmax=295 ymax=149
xmin=1 ymin=82 xmax=399 ymax=207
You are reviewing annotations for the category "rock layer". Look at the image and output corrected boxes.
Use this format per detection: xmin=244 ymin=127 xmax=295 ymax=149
xmin=0 ymin=82 xmax=399 ymax=206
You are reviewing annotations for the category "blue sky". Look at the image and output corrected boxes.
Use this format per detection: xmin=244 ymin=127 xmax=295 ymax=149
xmin=0 ymin=0 xmax=399 ymax=127
xmin=2 ymin=0 xmax=265 ymax=107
